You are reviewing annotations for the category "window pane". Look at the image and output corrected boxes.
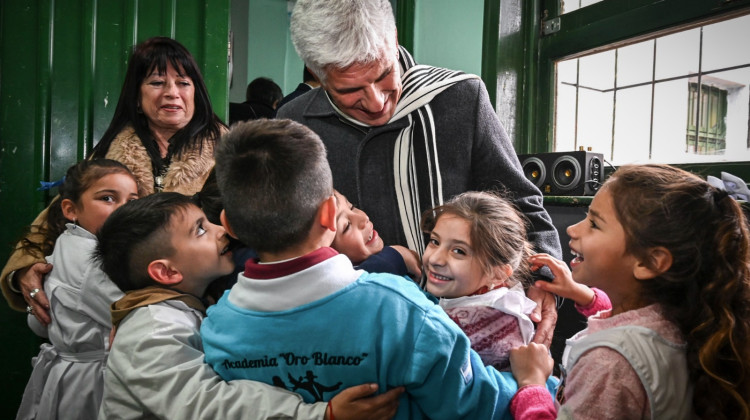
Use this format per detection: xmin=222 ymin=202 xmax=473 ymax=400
xmin=617 ymin=41 xmax=654 ymax=87
xmin=613 ymin=86 xmax=652 ymax=163
xmin=651 ymin=80 xmax=691 ymax=162
xmin=576 ymin=89 xmax=613 ymax=154
xmin=555 ymin=81 xmax=577 ymax=151
xmin=703 ymin=15 xmax=750 ymax=72
xmin=711 ymin=69 xmax=749 ymax=159
xmin=654 ymin=29 xmax=700 ymax=80
xmin=562 ymin=0 xmax=604 ymax=14
xmin=558 ymin=57 xmax=578 ymax=85
xmin=579 ymin=50 xmax=615 ymax=91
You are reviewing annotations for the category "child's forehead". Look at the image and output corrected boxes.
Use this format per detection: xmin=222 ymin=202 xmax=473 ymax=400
xmin=434 ymin=213 xmax=473 ymax=241
xmin=168 ymin=203 xmax=206 ymax=230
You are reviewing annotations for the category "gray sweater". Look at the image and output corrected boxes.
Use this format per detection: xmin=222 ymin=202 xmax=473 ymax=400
xmin=277 ymin=77 xmax=562 ymax=259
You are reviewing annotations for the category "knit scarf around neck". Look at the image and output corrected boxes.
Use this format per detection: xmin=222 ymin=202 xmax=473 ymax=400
xmin=328 ymin=47 xmax=478 ymax=253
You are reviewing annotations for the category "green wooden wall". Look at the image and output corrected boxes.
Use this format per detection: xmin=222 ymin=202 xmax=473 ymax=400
xmin=0 ymin=0 xmax=229 ymax=415
xmin=413 ymin=0 xmax=484 ymax=76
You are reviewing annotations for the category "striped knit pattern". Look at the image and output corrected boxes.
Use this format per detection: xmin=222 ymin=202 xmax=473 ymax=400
xmin=326 ymin=47 xmax=479 ymax=252
xmin=391 ymin=47 xmax=478 ymax=253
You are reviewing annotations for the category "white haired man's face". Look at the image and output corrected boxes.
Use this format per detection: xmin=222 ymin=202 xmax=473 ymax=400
xmin=322 ymin=52 xmax=402 ymax=126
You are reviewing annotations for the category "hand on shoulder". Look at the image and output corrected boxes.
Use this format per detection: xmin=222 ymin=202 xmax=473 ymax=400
xmin=390 ymin=245 xmax=422 ymax=279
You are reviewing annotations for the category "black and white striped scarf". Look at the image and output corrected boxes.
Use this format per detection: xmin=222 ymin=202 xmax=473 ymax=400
xmin=329 ymin=47 xmax=478 ymax=252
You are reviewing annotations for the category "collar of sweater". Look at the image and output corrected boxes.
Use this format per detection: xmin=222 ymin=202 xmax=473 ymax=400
xmin=228 ymin=247 xmax=362 ymax=312
xmin=111 ymin=286 xmax=206 ymax=327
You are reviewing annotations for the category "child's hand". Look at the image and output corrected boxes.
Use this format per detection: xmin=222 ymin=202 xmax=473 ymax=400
xmin=528 ymin=253 xmax=594 ymax=307
xmin=509 ymin=343 xmax=554 ymax=388
xmin=328 ymin=383 xmax=404 ymax=420
xmin=391 ymin=245 xmax=422 ymax=279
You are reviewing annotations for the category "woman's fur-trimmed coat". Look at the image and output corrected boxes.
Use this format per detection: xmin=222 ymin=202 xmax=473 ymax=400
xmin=105 ymin=125 xmax=218 ymax=197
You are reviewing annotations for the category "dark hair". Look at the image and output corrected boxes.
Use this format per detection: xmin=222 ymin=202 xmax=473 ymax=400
xmin=605 ymin=164 xmax=750 ymax=418
xmin=302 ymin=67 xmax=315 ymax=83
xmin=192 ymin=167 xmax=222 ymax=225
xmin=420 ymin=191 xmax=534 ymax=288
xmin=90 ymin=37 xmax=225 ymax=175
xmin=245 ymin=77 xmax=283 ymax=108
xmin=214 ymin=119 xmax=332 ymax=253
xmin=95 ymin=192 xmax=195 ymax=292
xmin=19 ymin=159 xmax=136 ymax=257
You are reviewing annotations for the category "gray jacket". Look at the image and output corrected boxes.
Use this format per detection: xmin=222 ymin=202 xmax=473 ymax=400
xmin=277 ymin=78 xmax=562 ymax=259
xmin=99 ymin=300 xmax=326 ymax=419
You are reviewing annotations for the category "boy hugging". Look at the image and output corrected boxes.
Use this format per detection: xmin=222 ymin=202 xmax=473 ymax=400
xmin=93 ymin=193 xmax=334 ymax=418
xmin=200 ymin=119 xmax=556 ymax=420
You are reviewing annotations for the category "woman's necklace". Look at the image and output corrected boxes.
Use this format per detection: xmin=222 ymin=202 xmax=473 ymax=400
xmin=154 ymin=164 xmax=169 ymax=192
xmin=154 ymin=141 xmax=173 ymax=193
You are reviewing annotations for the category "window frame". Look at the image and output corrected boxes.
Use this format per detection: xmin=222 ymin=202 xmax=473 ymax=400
xmin=532 ymin=0 xmax=750 ymax=177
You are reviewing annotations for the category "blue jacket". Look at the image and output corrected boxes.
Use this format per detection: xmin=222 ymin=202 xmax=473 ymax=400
xmin=201 ymin=248 xmax=557 ymax=419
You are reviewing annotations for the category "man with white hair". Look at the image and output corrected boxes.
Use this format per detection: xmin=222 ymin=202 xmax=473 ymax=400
xmin=277 ymin=0 xmax=561 ymax=344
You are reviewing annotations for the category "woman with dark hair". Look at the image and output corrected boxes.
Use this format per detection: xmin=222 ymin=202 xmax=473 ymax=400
xmin=2 ymin=36 xmax=225 ymax=321
xmin=91 ymin=36 xmax=224 ymax=196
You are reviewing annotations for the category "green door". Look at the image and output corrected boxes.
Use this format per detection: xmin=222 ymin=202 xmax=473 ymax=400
xmin=0 ymin=0 xmax=229 ymax=415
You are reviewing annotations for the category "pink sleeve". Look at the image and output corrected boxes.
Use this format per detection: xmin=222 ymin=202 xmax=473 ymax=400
xmin=575 ymin=287 xmax=611 ymax=317
xmin=510 ymin=385 xmax=557 ymax=420
xmin=561 ymin=347 xmax=649 ymax=419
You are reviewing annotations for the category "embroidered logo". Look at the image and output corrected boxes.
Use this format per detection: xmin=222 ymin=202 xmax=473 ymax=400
xmin=220 ymin=351 xmax=371 ymax=402
xmin=273 ymin=370 xmax=343 ymax=402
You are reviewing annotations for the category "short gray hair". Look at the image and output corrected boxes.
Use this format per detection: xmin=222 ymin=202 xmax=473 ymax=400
xmin=291 ymin=0 xmax=398 ymax=83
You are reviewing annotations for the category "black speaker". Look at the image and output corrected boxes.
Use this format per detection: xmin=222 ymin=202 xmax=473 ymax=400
xmin=517 ymin=151 xmax=604 ymax=196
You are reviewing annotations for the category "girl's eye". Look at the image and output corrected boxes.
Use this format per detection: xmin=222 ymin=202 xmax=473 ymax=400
xmin=588 ymin=218 xmax=598 ymax=229
xmin=100 ymin=195 xmax=115 ymax=203
xmin=196 ymin=223 xmax=207 ymax=236
xmin=428 ymin=238 xmax=439 ymax=246
xmin=343 ymin=221 xmax=351 ymax=234
xmin=451 ymin=248 xmax=467 ymax=256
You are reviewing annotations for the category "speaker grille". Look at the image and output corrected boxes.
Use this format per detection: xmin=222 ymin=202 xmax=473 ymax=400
xmin=551 ymin=155 xmax=582 ymax=192
xmin=517 ymin=151 xmax=604 ymax=196
xmin=520 ymin=156 xmax=546 ymax=189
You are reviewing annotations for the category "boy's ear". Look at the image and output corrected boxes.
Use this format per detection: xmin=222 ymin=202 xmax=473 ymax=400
xmin=633 ymin=246 xmax=673 ymax=280
xmin=319 ymin=195 xmax=336 ymax=232
xmin=220 ymin=210 xmax=239 ymax=239
xmin=60 ymin=198 xmax=77 ymax=222
xmin=147 ymin=260 xmax=184 ymax=286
